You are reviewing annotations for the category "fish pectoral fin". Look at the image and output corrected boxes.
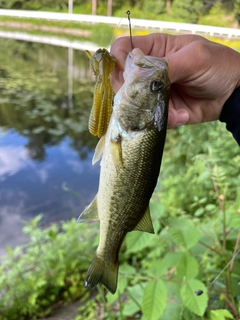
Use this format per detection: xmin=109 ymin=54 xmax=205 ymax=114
xmin=134 ymin=206 xmax=155 ymax=234
xmin=92 ymin=135 xmax=106 ymax=165
xmin=85 ymin=253 xmax=118 ymax=294
xmin=110 ymin=138 xmax=123 ymax=171
xmin=77 ymin=197 xmax=99 ymax=222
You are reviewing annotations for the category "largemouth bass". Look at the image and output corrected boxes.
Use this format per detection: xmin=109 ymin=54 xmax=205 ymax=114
xmin=86 ymin=48 xmax=116 ymax=138
xmin=78 ymin=48 xmax=170 ymax=294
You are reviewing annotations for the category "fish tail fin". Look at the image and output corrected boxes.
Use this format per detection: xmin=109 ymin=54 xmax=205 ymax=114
xmin=85 ymin=253 xmax=118 ymax=294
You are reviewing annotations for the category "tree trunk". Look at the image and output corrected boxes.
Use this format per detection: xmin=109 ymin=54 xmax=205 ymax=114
xmin=166 ymin=0 xmax=171 ymax=13
xmin=107 ymin=0 xmax=112 ymax=16
xmin=92 ymin=0 xmax=97 ymax=15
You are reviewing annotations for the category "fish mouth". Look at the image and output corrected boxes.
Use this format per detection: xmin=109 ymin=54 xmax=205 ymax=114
xmin=123 ymin=53 xmax=168 ymax=85
xmin=123 ymin=48 xmax=168 ymax=82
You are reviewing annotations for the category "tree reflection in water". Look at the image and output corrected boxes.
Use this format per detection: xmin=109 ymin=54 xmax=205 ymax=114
xmin=0 ymin=38 xmax=98 ymax=161
xmin=0 ymin=38 xmax=101 ymax=251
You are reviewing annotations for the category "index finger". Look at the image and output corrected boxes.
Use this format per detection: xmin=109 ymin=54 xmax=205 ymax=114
xmin=110 ymin=34 xmax=165 ymax=75
xmin=110 ymin=35 xmax=165 ymax=91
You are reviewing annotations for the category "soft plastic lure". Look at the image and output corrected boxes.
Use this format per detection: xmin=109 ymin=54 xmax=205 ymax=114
xmin=86 ymin=48 xmax=116 ymax=138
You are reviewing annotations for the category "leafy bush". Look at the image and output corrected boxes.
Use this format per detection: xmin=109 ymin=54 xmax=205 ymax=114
xmin=102 ymin=194 xmax=240 ymax=319
xmin=91 ymin=23 xmax=114 ymax=47
xmin=0 ymin=216 xmax=98 ymax=319
xmin=170 ymin=0 xmax=203 ymax=23
xmin=198 ymin=1 xmax=236 ymax=28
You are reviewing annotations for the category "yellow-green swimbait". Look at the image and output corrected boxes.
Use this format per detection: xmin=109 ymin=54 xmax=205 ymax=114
xmin=86 ymin=48 xmax=116 ymax=138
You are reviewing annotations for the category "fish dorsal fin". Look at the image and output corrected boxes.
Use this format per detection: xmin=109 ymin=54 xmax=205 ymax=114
xmin=134 ymin=206 xmax=154 ymax=234
xmin=77 ymin=197 xmax=99 ymax=222
xmin=92 ymin=135 xmax=106 ymax=165
xmin=110 ymin=138 xmax=123 ymax=172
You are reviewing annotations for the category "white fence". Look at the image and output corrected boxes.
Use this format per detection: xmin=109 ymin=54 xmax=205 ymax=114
xmin=0 ymin=30 xmax=99 ymax=52
xmin=0 ymin=9 xmax=240 ymax=39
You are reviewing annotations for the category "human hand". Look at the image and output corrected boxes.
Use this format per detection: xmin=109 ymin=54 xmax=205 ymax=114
xmin=110 ymin=34 xmax=240 ymax=128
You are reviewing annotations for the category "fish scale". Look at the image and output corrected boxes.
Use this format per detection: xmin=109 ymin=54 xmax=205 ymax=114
xmin=78 ymin=48 xmax=170 ymax=294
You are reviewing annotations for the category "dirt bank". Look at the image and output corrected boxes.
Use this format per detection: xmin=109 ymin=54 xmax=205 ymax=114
xmin=0 ymin=21 xmax=91 ymax=37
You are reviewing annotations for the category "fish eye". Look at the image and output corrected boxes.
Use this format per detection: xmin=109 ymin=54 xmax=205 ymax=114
xmin=150 ymin=79 xmax=163 ymax=92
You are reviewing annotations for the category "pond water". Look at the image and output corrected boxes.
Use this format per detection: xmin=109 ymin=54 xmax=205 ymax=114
xmin=0 ymin=38 xmax=100 ymax=255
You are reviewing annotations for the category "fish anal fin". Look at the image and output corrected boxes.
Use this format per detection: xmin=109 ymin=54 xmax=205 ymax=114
xmin=85 ymin=253 xmax=118 ymax=294
xmin=92 ymin=135 xmax=106 ymax=165
xmin=110 ymin=137 xmax=123 ymax=172
xmin=134 ymin=206 xmax=154 ymax=234
xmin=77 ymin=197 xmax=99 ymax=222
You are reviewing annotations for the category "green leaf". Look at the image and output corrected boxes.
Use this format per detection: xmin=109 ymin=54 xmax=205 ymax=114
xmin=128 ymin=283 xmax=145 ymax=300
xmin=142 ymin=279 xmax=167 ymax=320
xmin=180 ymin=279 xmax=208 ymax=316
xmin=149 ymin=201 xmax=164 ymax=231
xmin=168 ymin=217 xmax=200 ymax=249
xmin=149 ymin=201 xmax=165 ymax=219
xmin=160 ymin=300 xmax=182 ymax=320
xmin=194 ymin=207 xmax=204 ymax=217
xmin=210 ymin=309 xmax=234 ymax=320
xmin=125 ymin=231 xmax=155 ymax=254
xmin=176 ymin=252 xmax=198 ymax=279
xmin=148 ymin=252 xmax=182 ymax=278
xmin=119 ymin=263 xmax=136 ymax=275
xmin=123 ymin=283 xmax=145 ymax=317
xmin=5 ymin=246 xmax=14 ymax=257
xmin=123 ymin=299 xmax=140 ymax=317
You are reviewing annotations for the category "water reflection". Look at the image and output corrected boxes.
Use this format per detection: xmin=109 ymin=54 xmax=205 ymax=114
xmin=0 ymin=38 xmax=100 ymax=254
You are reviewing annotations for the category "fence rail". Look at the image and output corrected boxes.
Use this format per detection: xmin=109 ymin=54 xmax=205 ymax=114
xmin=0 ymin=30 xmax=99 ymax=51
xmin=0 ymin=9 xmax=240 ymax=39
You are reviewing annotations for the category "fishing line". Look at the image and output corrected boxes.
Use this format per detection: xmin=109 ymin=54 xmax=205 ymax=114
xmin=195 ymin=248 xmax=240 ymax=296
xmin=209 ymin=249 xmax=240 ymax=288
xmin=108 ymin=10 xmax=133 ymax=51
xmin=107 ymin=10 xmax=130 ymax=48
xmin=108 ymin=16 xmax=123 ymax=48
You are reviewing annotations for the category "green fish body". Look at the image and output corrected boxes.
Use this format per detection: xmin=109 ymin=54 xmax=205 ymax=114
xmin=78 ymin=48 xmax=170 ymax=294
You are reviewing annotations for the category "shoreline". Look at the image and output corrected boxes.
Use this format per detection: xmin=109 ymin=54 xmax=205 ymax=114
xmin=0 ymin=20 xmax=91 ymax=37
